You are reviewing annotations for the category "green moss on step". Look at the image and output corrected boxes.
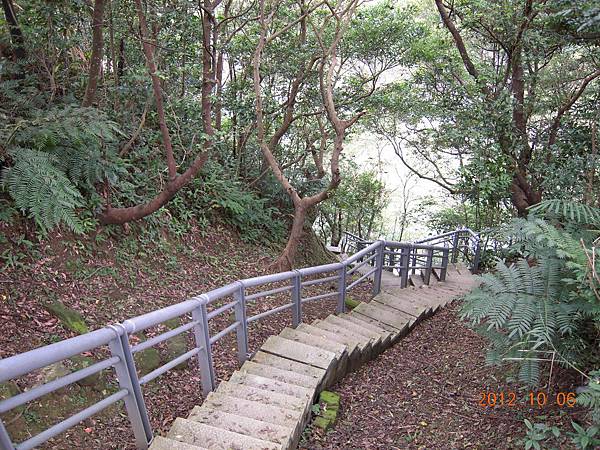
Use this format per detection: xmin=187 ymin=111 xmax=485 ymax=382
xmin=322 ymin=408 xmax=337 ymax=421
xmin=344 ymin=296 xmax=361 ymax=309
xmin=44 ymin=301 xmax=89 ymax=334
xmin=314 ymin=416 xmax=333 ymax=431
xmin=319 ymin=391 xmax=340 ymax=408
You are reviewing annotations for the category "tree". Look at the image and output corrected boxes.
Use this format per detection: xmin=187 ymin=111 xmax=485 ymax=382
xmin=433 ymin=0 xmax=600 ymax=216
xmin=82 ymin=0 xmax=105 ymax=107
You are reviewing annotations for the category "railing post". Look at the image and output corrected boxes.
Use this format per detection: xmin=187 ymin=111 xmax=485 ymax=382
xmin=411 ymin=249 xmax=417 ymax=275
xmin=387 ymin=249 xmax=395 ymax=273
xmin=357 ymin=241 xmax=365 ymax=262
xmin=337 ymin=265 xmax=347 ymax=313
xmin=424 ymin=247 xmax=434 ymax=285
xmin=372 ymin=241 xmax=385 ymax=295
xmin=440 ymin=247 xmax=449 ymax=281
xmin=451 ymin=230 xmax=460 ymax=263
xmin=192 ymin=297 xmax=216 ymax=396
xmin=400 ymin=244 xmax=410 ymax=288
xmin=107 ymin=325 xmax=151 ymax=449
xmin=472 ymin=236 xmax=481 ymax=272
xmin=0 ymin=421 xmax=14 ymax=450
xmin=291 ymin=271 xmax=302 ymax=327
xmin=233 ymin=282 xmax=249 ymax=365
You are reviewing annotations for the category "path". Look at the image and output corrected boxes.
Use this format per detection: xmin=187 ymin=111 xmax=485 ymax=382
xmin=149 ymin=264 xmax=476 ymax=449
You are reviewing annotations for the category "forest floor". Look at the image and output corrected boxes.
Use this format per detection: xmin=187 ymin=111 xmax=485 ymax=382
xmin=301 ymin=302 xmax=586 ymax=450
xmin=0 ymin=219 xmax=373 ymax=449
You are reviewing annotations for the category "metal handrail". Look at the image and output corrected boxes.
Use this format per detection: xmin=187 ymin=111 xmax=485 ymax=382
xmin=0 ymin=229 xmax=479 ymax=450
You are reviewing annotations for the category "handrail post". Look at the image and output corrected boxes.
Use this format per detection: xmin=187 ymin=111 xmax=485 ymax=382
xmin=192 ymin=298 xmax=215 ymax=396
xmin=107 ymin=325 xmax=151 ymax=449
xmin=400 ymin=244 xmax=410 ymax=288
xmin=0 ymin=421 xmax=14 ymax=450
xmin=440 ymin=247 xmax=449 ymax=281
xmin=424 ymin=247 xmax=434 ymax=285
xmin=291 ymin=271 xmax=302 ymax=327
xmin=372 ymin=241 xmax=385 ymax=295
xmin=233 ymin=283 xmax=249 ymax=365
xmin=387 ymin=249 xmax=395 ymax=273
xmin=472 ymin=236 xmax=481 ymax=272
xmin=337 ymin=265 xmax=347 ymax=313
xmin=411 ymin=249 xmax=417 ymax=275
xmin=451 ymin=230 xmax=460 ymax=263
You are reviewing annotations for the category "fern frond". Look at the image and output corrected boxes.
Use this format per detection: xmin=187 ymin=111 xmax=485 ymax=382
xmin=529 ymin=199 xmax=600 ymax=226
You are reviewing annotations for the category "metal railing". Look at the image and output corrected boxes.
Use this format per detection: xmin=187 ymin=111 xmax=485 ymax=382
xmin=0 ymin=229 xmax=479 ymax=450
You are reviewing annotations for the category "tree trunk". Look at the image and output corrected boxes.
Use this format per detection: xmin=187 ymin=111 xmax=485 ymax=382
xmin=510 ymin=171 xmax=541 ymax=216
xmin=1 ymin=0 xmax=26 ymax=60
xmin=82 ymin=0 xmax=105 ymax=107
xmin=274 ymin=203 xmax=308 ymax=271
xmin=584 ymin=121 xmax=597 ymax=205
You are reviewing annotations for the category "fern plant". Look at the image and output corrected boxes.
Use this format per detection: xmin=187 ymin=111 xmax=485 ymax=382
xmin=462 ymin=201 xmax=600 ymax=386
xmin=1 ymin=106 xmax=124 ymax=233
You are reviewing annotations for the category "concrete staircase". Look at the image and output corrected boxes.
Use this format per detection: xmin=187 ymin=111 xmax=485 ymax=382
xmin=149 ymin=264 xmax=476 ymax=450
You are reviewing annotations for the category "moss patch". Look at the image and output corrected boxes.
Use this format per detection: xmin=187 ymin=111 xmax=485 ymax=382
xmin=344 ymin=296 xmax=361 ymax=310
xmin=313 ymin=390 xmax=341 ymax=431
xmin=44 ymin=301 xmax=89 ymax=334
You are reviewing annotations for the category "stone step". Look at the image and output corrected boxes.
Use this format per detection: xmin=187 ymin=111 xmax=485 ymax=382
xmin=201 ymin=391 xmax=302 ymax=432
xmin=348 ymin=311 xmax=407 ymax=343
xmin=353 ymin=302 xmax=413 ymax=332
xmin=340 ymin=313 xmax=395 ymax=345
xmin=187 ymin=408 xmax=293 ymax=448
xmin=295 ymin=323 xmax=362 ymax=372
xmin=167 ymin=418 xmax=282 ymax=450
xmin=216 ymin=381 xmax=310 ymax=417
xmin=149 ymin=436 xmax=208 ymax=450
xmin=240 ymin=360 xmax=320 ymax=390
xmin=280 ymin=327 xmax=348 ymax=359
xmin=296 ymin=323 xmax=362 ymax=355
xmin=252 ymin=350 xmax=326 ymax=384
xmin=324 ymin=314 xmax=385 ymax=348
xmin=382 ymin=286 xmax=447 ymax=308
xmin=409 ymin=273 xmax=424 ymax=287
xmin=261 ymin=335 xmax=337 ymax=372
xmin=229 ymin=371 xmax=312 ymax=400
xmin=278 ymin=328 xmax=349 ymax=384
xmin=310 ymin=319 xmax=373 ymax=363
xmin=385 ymin=289 xmax=443 ymax=313
xmin=373 ymin=292 xmax=428 ymax=318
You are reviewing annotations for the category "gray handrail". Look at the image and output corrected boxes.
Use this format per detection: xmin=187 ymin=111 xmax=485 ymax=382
xmin=0 ymin=229 xmax=479 ymax=450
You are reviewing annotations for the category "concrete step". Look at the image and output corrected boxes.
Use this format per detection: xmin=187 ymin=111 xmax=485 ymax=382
xmin=353 ymin=302 xmax=413 ymax=332
xmin=280 ymin=327 xmax=348 ymax=359
xmin=200 ymin=391 xmax=302 ymax=436
xmin=296 ymin=323 xmax=362 ymax=372
xmin=276 ymin=329 xmax=348 ymax=384
xmin=310 ymin=319 xmax=373 ymax=363
xmin=240 ymin=360 xmax=321 ymax=390
xmin=373 ymin=292 xmax=428 ymax=318
xmin=261 ymin=335 xmax=337 ymax=372
xmin=296 ymin=323 xmax=362 ymax=356
xmin=381 ymin=288 xmax=443 ymax=313
xmin=228 ymin=371 xmax=312 ymax=400
xmin=167 ymin=418 xmax=282 ymax=450
xmin=187 ymin=408 xmax=293 ymax=448
xmin=409 ymin=273 xmax=424 ymax=287
xmin=149 ymin=436 xmax=208 ymax=450
xmin=340 ymin=313 xmax=395 ymax=345
xmin=252 ymin=350 xmax=326 ymax=383
xmin=348 ymin=310 xmax=406 ymax=341
xmin=324 ymin=314 xmax=386 ymax=349
xmin=216 ymin=381 xmax=310 ymax=417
